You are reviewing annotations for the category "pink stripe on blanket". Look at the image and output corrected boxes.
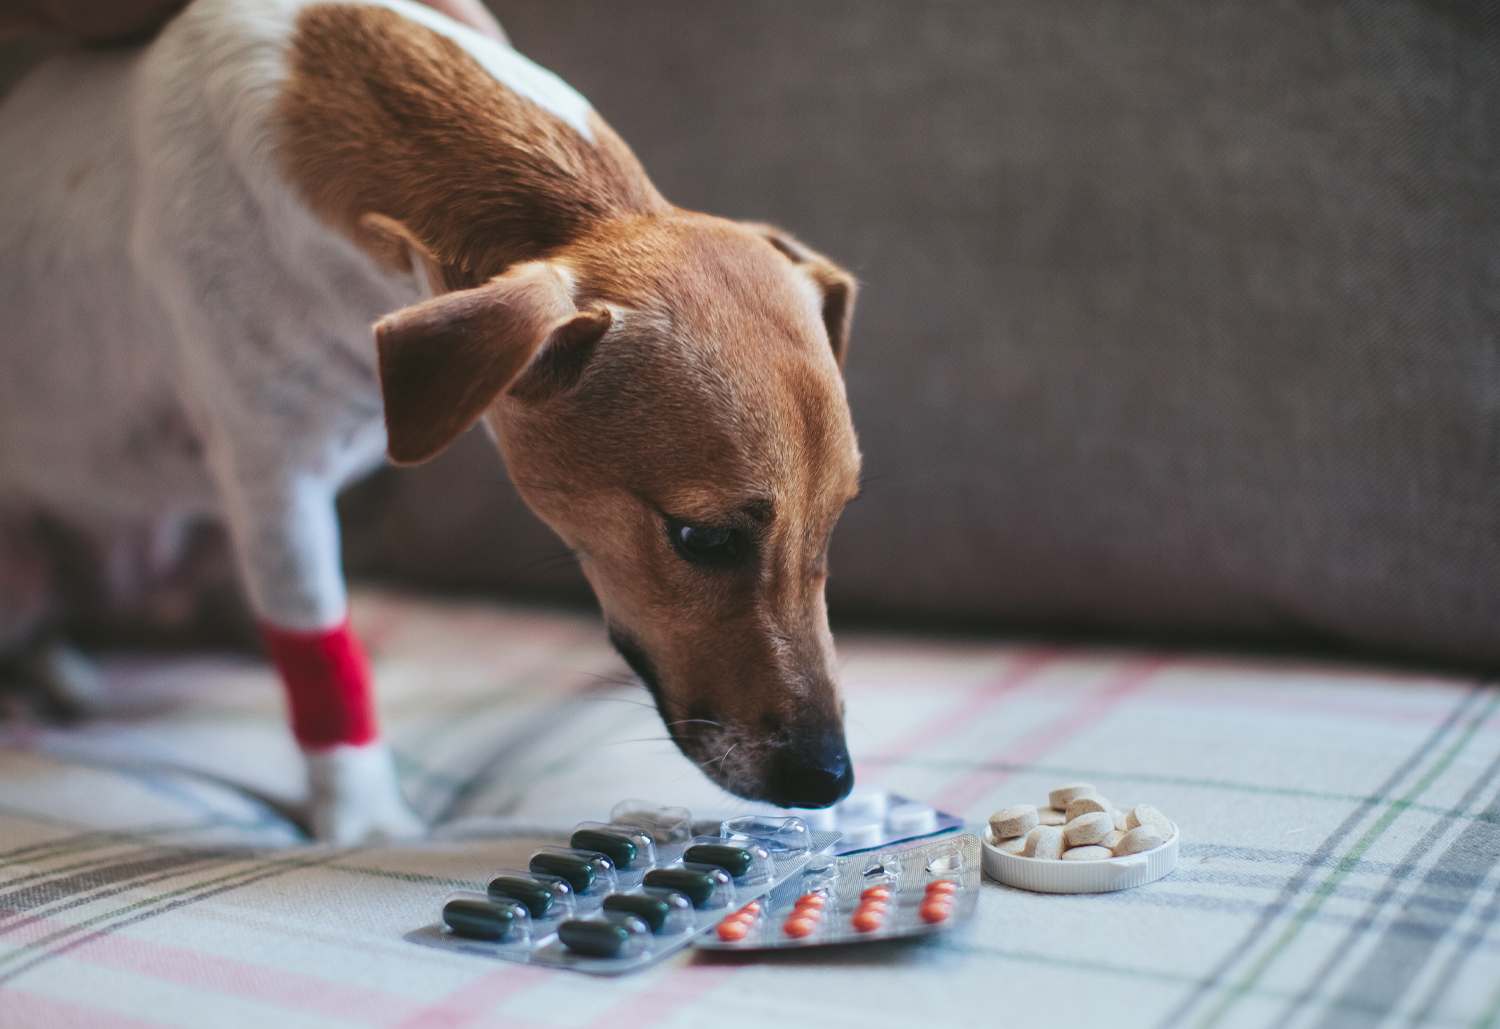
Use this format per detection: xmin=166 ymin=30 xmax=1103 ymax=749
xmin=928 ymin=656 xmax=1168 ymax=815
xmin=442 ymin=964 xmax=739 ymax=1029
xmin=1146 ymin=681 xmax=1484 ymax=728
xmin=852 ymin=648 xmax=1059 ymax=781
xmin=394 ymin=964 xmax=553 ymax=1029
xmin=13 ymin=916 xmax=422 ymax=1024
xmin=0 ymin=988 xmax=173 ymax=1028
xmin=19 ymin=894 xmax=720 ymax=1029
xmin=578 ymin=964 xmax=739 ymax=1029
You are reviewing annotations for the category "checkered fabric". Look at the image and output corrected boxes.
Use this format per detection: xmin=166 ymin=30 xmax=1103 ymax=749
xmin=2 ymin=589 xmax=1498 ymax=1029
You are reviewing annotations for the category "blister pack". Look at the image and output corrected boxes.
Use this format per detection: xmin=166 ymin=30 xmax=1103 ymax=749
xmin=695 ymin=833 xmax=980 ymax=950
xmin=759 ymin=786 xmax=964 ymax=854
xmin=407 ymin=801 xmax=840 ymax=974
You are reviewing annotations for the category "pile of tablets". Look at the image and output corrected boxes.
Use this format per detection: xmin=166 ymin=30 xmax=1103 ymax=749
xmin=696 ymin=834 xmax=981 ymax=951
xmin=980 ymin=783 xmax=1180 ymax=894
xmin=412 ymin=800 xmax=836 ymax=974
xmin=988 ymin=784 xmax=1176 ymax=860
xmin=761 ymin=786 xmax=964 ymax=853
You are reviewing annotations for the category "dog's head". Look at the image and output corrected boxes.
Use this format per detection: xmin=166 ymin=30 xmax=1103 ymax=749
xmin=374 ymin=215 xmax=861 ymax=807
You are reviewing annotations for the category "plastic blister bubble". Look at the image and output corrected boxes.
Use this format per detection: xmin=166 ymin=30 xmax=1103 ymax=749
xmin=644 ymin=861 xmax=735 ymax=910
xmin=488 ymin=869 xmax=576 ymax=920
xmin=556 ymin=910 xmax=653 ymax=960
xmin=442 ymin=891 xmax=532 ymax=944
xmin=602 ymin=887 xmax=695 ymax=935
xmin=924 ymin=839 xmax=965 ymax=880
xmin=719 ymin=814 xmax=812 ymax=858
xmin=528 ymin=846 xmax=617 ymax=901
xmin=683 ymin=836 xmax=774 ymax=887
xmin=569 ymin=821 xmax=657 ymax=872
xmin=609 ymin=800 xmax=693 ymax=854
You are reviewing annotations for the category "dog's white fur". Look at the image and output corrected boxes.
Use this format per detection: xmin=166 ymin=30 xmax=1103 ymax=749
xmin=0 ymin=0 xmax=591 ymax=842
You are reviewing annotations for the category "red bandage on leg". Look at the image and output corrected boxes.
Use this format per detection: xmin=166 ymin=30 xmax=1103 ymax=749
xmin=261 ymin=618 xmax=379 ymax=748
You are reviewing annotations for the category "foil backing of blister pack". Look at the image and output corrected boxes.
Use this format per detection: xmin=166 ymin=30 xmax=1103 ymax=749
xmin=694 ymin=833 xmax=981 ymax=950
xmin=406 ymin=804 xmax=841 ymax=976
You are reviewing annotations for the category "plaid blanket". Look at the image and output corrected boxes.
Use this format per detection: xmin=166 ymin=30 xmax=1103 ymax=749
xmin=2 ymin=589 xmax=1497 ymax=1028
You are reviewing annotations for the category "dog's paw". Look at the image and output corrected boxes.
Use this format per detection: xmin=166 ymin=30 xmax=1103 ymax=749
xmin=303 ymin=741 xmax=426 ymax=845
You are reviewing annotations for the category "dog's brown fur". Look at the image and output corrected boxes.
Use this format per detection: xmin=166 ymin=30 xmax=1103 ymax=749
xmin=279 ymin=3 xmax=666 ymax=287
xmin=277 ymin=4 xmax=862 ymax=804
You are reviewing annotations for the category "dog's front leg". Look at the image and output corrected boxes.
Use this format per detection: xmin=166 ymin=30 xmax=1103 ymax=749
xmin=215 ymin=471 xmax=424 ymax=844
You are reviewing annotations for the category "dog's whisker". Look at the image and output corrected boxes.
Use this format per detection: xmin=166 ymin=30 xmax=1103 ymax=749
xmin=580 ymin=695 xmax=657 ymax=708
xmin=576 ymin=674 xmax=644 ymax=689
xmin=716 ymin=742 xmax=739 ymax=774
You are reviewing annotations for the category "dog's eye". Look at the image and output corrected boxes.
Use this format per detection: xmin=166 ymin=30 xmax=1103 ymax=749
xmin=668 ymin=519 xmax=746 ymax=566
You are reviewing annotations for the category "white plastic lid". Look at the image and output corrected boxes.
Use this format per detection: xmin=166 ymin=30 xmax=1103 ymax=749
xmin=980 ymin=825 xmax=1179 ymax=893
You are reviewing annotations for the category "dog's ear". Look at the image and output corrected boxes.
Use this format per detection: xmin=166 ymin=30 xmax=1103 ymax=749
xmin=742 ymin=223 xmax=857 ymax=369
xmin=358 ymin=213 xmax=434 ymax=275
xmin=375 ymin=261 xmax=612 ymax=465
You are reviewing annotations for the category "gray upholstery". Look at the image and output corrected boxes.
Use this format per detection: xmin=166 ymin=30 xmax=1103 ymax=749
xmin=349 ymin=1 xmax=1500 ymax=664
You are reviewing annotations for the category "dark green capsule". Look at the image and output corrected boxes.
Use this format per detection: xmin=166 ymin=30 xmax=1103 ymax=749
xmin=570 ymin=829 xmax=638 ymax=868
xmin=488 ymin=875 xmax=557 ymax=917
xmin=529 ymin=851 xmax=598 ymax=893
xmin=682 ymin=843 xmax=755 ymax=878
xmin=602 ymin=892 xmax=672 ymax=933
xmin=642 ymin=866 xmax=729 ymax=908
xmin=558 ymin=919 xmax=630 ymax=957
xmin=443 ymin=897 xmax=516 ymax=941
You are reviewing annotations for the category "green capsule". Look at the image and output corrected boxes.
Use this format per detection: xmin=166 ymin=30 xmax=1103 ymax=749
xmin=488 ymin=875 xmax=558 ymax=917
xmin=558 ymin=919 xmax=630 ymax=957
xmin=529 ymin=851 xmax=599 ymax=893
xmin=642 ymin=866 xmax=729 ymax=908
xmin=682 ymin=843 xmax=755 ymax=878
xmin=570 ymin=829 xmax=638 ymax=868
xmin=443 ymin=897 xmax=517 ymax=941
xmin=602 ymin=892 xmax=672 ymax=933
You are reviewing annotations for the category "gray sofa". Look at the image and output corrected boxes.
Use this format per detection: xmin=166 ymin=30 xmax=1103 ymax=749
xmin=344 ymin=0 xmax=1500 ymax=666
xmin=4 ymin=2 xmax=1493 ymax=665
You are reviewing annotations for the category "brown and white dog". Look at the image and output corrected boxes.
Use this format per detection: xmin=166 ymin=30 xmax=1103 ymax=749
xmin=0 ymin=0 xmax=862 ymax=841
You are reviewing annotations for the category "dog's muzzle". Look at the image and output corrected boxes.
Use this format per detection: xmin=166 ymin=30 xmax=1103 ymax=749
xmin=762 ymin=730 xmax=854 ymax=809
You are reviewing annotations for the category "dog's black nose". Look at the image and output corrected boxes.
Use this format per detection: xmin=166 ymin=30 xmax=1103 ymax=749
xmin=764 ymin=735 xmax=854 ymax=808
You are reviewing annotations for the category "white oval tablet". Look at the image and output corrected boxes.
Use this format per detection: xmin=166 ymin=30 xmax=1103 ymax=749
xmin=839 ymin=821 xmax=885 ymax=849
xmin=838 ymin=787 xmax=889 ymax=824
xmin=987 ymin=805 xmax=1039 ymax=839
xmin=1062 ymin=845 xmax=1113 ymax=861
xmin=784 ymin=807 xmax=839 ymax=832
xmin=886 ymin=801 xmax=939 ymax=836
xmin=1048 ymin=783 xmax=1098 ymax=809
